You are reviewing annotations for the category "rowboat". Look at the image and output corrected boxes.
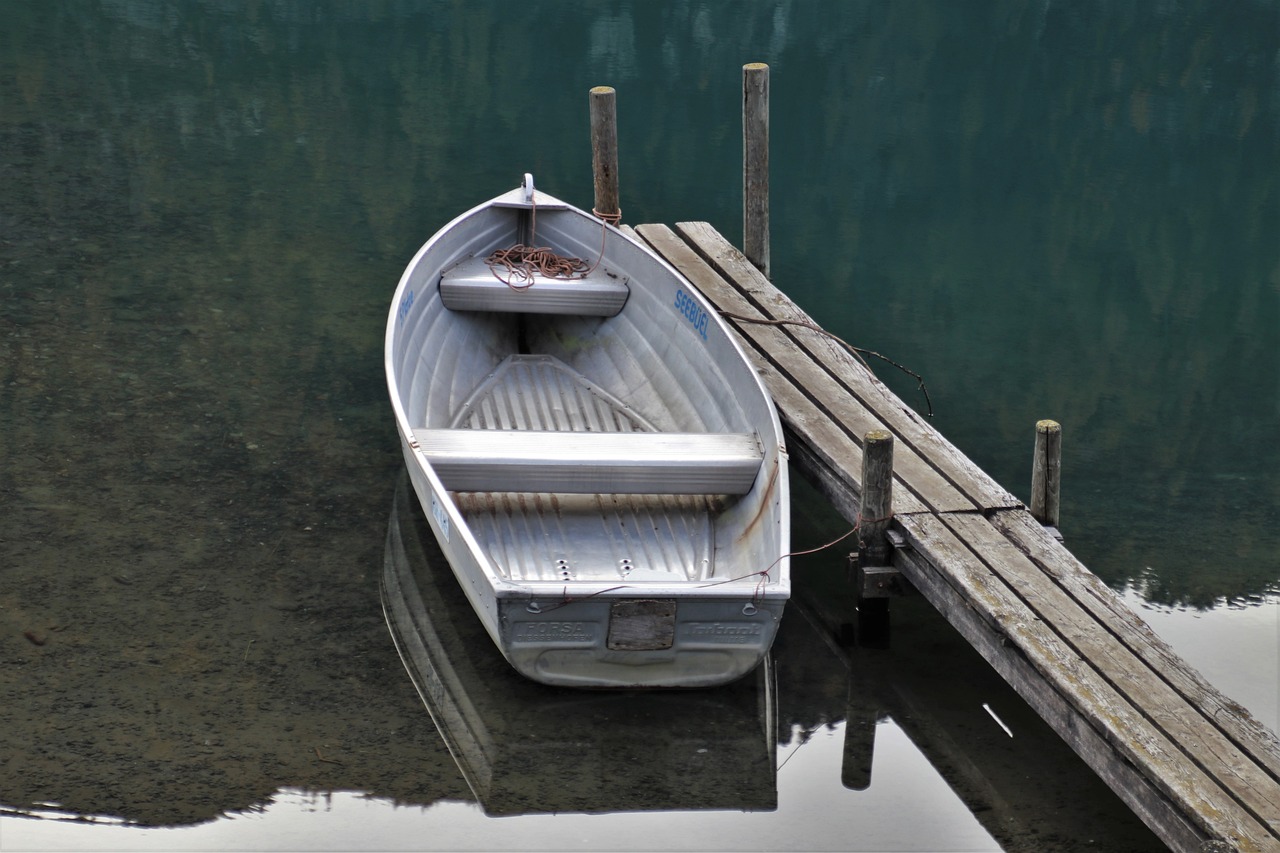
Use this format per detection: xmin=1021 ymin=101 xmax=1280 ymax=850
xmin=384 ymin=175 xmax=790 ymax=688
xmin=380 ymin=470 xmax=778 ymax=812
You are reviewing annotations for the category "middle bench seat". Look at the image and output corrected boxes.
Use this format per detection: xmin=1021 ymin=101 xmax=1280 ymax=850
xmin=412 ymin=428 xmax=763 ymax=495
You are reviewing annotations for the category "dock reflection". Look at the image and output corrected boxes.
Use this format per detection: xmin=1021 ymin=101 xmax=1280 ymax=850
xmin=772 ymin=545 xmax=1163 ymax=851
xmin=382 ymin=472 xmax=1159 ymax=849
xmin=380 ymin=473 xmax=778 ymax=815
xmin=0 ymin=475 xmax=1157 ymax=850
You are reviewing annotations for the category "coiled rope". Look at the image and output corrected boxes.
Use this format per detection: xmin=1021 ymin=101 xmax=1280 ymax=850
xmin=485 ymin=244 xmax=590 ymax=290
xmin=485 ymin=192 xmax=614 ymax=290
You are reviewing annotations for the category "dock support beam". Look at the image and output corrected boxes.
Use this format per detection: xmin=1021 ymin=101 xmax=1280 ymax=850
xmin=590 ymin=86 xmax=621 ymax=223
xmin=1030 ymin=419 xmax=1062 ymax=531
xmin=742 ymin=63 xmax=770 ymax=278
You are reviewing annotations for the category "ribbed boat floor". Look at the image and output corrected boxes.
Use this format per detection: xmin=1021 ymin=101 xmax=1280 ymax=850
xmin=447 ymin=355 xmax=720 ymax=584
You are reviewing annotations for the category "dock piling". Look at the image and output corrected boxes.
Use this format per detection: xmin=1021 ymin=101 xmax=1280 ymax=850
xmin=1030 ymin=419 xmax=1062 ymax=529
xmin=742 ymin=63 xmax=770 ymax=277
xmin=589 ymin=86 xmax=621 ymax=223
xmin=859 ymin=429 xmax=895 ymax=567
xmin=853 ymin=429 xmax=896 ymax=641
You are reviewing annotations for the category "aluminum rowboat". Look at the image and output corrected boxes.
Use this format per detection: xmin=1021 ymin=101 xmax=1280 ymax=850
xmin=384 ymin=175 xmax=789 ymax=688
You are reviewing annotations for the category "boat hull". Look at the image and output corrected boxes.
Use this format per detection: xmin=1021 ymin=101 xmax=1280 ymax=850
xmin=385 ymin=179 xmax=789 ymax=688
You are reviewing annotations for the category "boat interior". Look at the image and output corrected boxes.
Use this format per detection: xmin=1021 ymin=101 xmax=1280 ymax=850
xmin=417 ymin=354 xmax=757 ymax=585
xmin=393 ymin=198 xmax=782 ymax=591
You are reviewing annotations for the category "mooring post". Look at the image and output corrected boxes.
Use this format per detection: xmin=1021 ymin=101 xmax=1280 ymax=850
xmin=1030 ymin=419 xmax=1062 ymax=530
xmin=859 ymin=430 xmax=895 ymax=567
xmin=850 ymin=429 xmax=895 ymax=644
xmin=742 ymin=62 xmax=770 ymax=278
xmin=589 ymin=86 xmax=620 ymax=223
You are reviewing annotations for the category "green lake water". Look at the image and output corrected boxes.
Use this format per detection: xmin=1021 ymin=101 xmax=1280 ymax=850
xmin=1 ymin=2 xmax=1276 ymax=851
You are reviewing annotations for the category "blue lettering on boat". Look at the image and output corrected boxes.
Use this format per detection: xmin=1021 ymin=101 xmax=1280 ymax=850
xmin=673 ymin=289 xmax=709 ymax=340
xmin=430 ymin=490 xmax=449 ymax=542
xmin=397 ymin=289 xmax=415 ymax=324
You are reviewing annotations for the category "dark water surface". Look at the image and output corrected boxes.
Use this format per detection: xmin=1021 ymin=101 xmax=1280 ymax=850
xmin=1 ymin=2 xmax=1275 ymax=851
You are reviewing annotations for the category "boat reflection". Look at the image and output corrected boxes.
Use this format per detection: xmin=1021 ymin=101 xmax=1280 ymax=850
xmin=0 ymin=474 xmax=1158 ymax=850
xmin=380 ymin=473 xmax=778 ymax=816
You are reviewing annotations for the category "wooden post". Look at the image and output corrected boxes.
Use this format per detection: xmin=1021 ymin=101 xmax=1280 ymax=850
xmin=589 ymin=86 xmax=620 ymax=223
xmin=742 ymin=62 xmax=769 ymax=277
xmin=859 ymin=429 xmax=894 ymax=567
xmin=853 ymin=429 xmax=894 ymax=644
xmin=1031 ymin=419 xmax=1062 ymax=528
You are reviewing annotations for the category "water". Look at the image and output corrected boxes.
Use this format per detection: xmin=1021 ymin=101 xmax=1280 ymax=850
xmin=1 ymin=2 xmax=1275 ymax=850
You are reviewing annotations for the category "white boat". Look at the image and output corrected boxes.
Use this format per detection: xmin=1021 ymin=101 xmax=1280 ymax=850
xmin=384 ymin=175 xmax=790 ymax=688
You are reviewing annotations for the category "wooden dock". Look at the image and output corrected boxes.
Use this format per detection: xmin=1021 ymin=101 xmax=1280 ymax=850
xmin=631 ymin=221 xmax=1280 ymax=853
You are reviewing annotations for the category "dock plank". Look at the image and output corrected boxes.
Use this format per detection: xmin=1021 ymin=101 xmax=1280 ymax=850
xmin=673 ymin=221 xmax=1022 ymax=514
xmin=942 ymin=511 xmax=1280 ymax=835
xmin=638 ymin=219 xmax=1280 ymax=853
xmin=635 ymin=223 xmax=940 ymax=515
xmin=991 ymin=509 xmax=1280 ymax=785
xmin=893 ymin=511 xmax=1271 ymax=851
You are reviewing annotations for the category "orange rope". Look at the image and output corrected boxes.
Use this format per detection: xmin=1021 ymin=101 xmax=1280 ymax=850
xmin=485 ymin=244 xmax=589 ymax=289
xmin=485 ymin=191 xmax=613 ymax=290
xmin=592 ymin=207 xmax=622 ymax=226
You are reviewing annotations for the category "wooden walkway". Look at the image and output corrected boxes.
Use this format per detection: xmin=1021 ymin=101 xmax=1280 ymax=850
xmin=632 ymin=222 xmax=1280 ymax=853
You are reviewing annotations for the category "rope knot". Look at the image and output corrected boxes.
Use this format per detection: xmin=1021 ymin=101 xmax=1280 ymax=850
xmin=592 ymin=207 xmax=622 ymax=226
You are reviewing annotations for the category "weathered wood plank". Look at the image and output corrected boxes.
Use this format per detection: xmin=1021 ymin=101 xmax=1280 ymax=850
xmin=635 ymin=223 xmax=939 ymax=515
xmin=991 ymin=509 xmax=1280 ymax=785
xmin=940 ymin=511 xmax=1280 ymax=839
xmin=894 ymin=512 xmax=1273 ymax=852
xmin=636 ymin=218 xmax=1280 ymax=852
xmin=778 ymin=416 xmax=907 ymax=524
xmin=673 ymin=221 xmax=1021 ymax=513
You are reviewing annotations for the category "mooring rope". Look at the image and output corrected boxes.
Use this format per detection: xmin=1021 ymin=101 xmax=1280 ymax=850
xmin=592 ymin=206 xmax=622 ymax=226
xmin=718 ymin=310 xmax=935 ymax=419
xmin=699 ymin=510 xmax=893 ymax=603
xmin=529 ymin=510 xmax=894 ymax=612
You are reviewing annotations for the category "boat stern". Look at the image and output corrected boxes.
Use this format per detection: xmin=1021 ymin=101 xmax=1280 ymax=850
xmin=496 ymin=592 xmax=785 ymax=689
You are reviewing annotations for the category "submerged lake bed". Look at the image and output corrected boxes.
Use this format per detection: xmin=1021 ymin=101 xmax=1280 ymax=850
xmin=2 ymin=2 xmax=1276 ymax=851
